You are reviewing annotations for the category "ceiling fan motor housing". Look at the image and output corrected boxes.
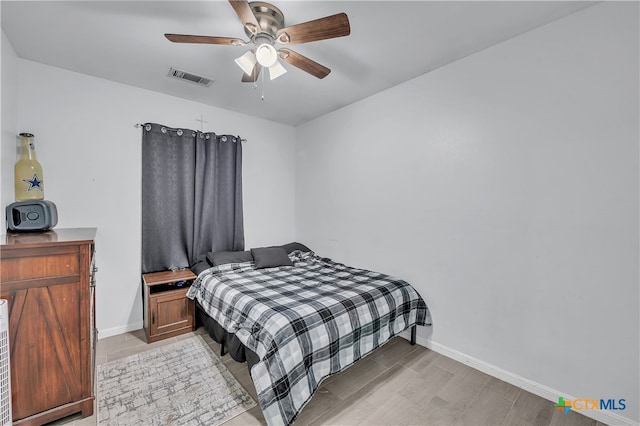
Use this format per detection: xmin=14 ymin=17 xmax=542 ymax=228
xmin=244 ymin=2 xmax=285 ymax=39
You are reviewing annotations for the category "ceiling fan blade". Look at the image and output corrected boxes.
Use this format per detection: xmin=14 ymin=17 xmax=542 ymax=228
xmin=229 ymin=0 xmax=261 ymax=35
xmin=278 ymin=48 xmax=330 ymax=79
xmin=276 ymin=13 xmax=350 ymax=45
xmin=241 ymin=64 xmax=262 ymax=82
xmin=165 ymin=34 xmax=245 ymax=45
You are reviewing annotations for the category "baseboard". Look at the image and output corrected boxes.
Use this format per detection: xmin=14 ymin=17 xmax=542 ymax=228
xmin=98 ymin=321 xmax=143 ymax=340
xmin=400 ymin=331 xmax=638 ymax=426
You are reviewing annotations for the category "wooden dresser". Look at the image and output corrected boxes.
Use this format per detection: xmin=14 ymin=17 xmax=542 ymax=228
xmin=0 ymin=228 xmax=97 ymax=425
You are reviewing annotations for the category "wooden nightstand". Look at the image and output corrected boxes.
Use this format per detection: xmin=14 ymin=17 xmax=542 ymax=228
xmin=143 ymin=269 xmax=197 ymax=343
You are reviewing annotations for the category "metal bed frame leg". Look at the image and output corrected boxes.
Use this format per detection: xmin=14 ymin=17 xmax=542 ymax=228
xmin=410 ymin=325 xmax=417 ymax=345
xmin=221 ymin=344 xmax=226 ymax=357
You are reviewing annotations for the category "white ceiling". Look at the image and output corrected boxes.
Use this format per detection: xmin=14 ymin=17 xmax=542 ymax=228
xmin=2 ymin=1 xmax=597 ymax=126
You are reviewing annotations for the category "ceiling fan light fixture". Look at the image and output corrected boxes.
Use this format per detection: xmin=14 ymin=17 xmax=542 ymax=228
xmin=268 ymin=61 xmax=287 ymax=80
xmin=255 ymin=43 xmax=278 ymax=67
xmin=234 ymin=50 xmax=256 ymax=75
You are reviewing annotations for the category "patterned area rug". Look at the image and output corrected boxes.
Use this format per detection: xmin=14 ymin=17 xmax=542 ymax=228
xmin=97 ymin=335 xmax=256 ymax=425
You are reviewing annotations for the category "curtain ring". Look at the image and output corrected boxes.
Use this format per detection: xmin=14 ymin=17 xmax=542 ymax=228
xmin=177 ymin=129 xmax=183 ymax=136
xmin=145 ymin=124 xmax=151 ymax=131
xmin=205 ymin=133 xmax=210 ymax=139
xmin=161 ymin=127 xmax=167 ymax=134
xmin=221 ymin=136 xmax=228 ymax=142
xmin=192 ymin=131 xmax=196 ymax=137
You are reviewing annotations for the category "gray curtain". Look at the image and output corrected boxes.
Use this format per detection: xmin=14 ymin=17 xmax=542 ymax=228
xmin=141 ymin=123 xmax=243 ymax=273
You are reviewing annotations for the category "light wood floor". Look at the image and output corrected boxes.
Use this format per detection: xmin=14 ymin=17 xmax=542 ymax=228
xmin=56 ymin=328 xmax=606 ymax=426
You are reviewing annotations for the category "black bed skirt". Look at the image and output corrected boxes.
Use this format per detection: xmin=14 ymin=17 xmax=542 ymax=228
xmin=195 ymin=301 xmax=261 ymax=370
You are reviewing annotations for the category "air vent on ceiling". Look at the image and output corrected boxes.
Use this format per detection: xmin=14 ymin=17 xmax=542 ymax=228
xmin=167 ymin=67 xmax=213 ymax=87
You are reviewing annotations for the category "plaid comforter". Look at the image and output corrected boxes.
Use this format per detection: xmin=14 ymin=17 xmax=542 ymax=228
xmin=187 ymin=250 xmax=431 ymax=426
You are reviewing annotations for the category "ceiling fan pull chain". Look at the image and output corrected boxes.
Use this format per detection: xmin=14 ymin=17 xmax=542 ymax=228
xmin=261 ymin=67 xmax=265 ymax=101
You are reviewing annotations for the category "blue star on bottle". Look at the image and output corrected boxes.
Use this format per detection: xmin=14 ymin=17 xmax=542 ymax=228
xmin=22 ymin=173 xmax=43 ymax=191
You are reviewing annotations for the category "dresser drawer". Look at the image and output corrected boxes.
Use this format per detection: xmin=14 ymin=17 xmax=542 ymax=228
xmin=1 ymin=253 xmax=80 ymax=282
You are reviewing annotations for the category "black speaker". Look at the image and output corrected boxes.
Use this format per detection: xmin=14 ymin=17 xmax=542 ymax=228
xmin=6 ymin=200 xmax=58 ymax=232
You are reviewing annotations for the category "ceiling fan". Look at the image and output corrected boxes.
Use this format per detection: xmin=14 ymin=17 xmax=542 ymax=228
xmin=165 ymin=0 xmax=351 ymax=82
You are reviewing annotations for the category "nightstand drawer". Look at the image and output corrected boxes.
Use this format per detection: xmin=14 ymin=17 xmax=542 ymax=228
xmin=149 ymin=288 xmax=194 ymax=337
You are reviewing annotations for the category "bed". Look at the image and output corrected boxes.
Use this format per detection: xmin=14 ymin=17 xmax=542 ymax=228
xmin=187 ymin=243 xmax=431 ymax=426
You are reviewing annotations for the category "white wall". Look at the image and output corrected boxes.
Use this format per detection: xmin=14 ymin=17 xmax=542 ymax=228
xmin=9 ymin=60 xmax=296 ymax=337
xmin=1 ymin=30 xmax=19 ymax=224
xmin=296 ymin=2 xmax=638 ymax=424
